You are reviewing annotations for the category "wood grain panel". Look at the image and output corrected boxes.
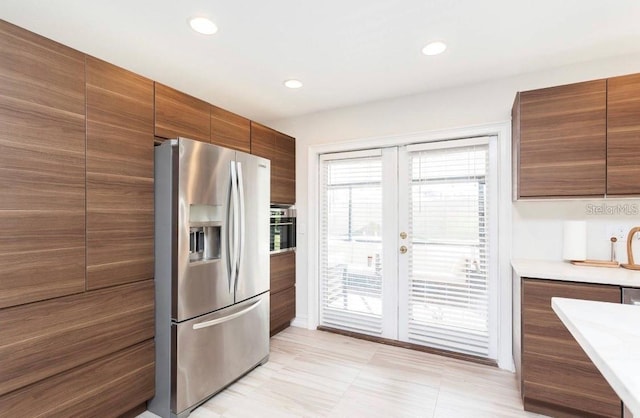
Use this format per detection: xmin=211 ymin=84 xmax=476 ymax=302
xmin=0 ymin=280 xmax=154 ymax=396
xmin=0 ymin=20 xmax=86 ymax=307
xmin=211 ymin=105 xmax=250 ymax=152
xmin=271 ymin=251 xmax=296 ymax=294
xmin=270 ymin=287 xmax=296 ymax=336
xmin=250 ymin=122 xmax=296 ymax=204
xmin=250 ymin=121 xmax=275 ymax=159
xmin=523 ymin=353 xmax=621 ymax=417
xmin=86 ymin=58 xmax=154 ymax=290
xmin=517 ymin=80 xmax=607 ymax=197
xmin=0 ymin=248 xmax=84 ymax=309
xmin=87 ymin=122 xmax=153 ymax=178
xmin=87 ymin=210 xmax=153 ymax=290
xmin=0 ymin=20 xmax=84 ymax=114
xmin=521 ymin=278 xmax=621 ymax=417
xmin=273 ymin=132 xmax=296 ymax=204
xmin=0 ymin=340 xmax=154 ymax=418
xmin=607 ymin=73 xmax=640 ymax=195
xmin=155 ymin=82 xmax=210 ymax=142
xmin=0 ymin=211 xmax=84 ymax=308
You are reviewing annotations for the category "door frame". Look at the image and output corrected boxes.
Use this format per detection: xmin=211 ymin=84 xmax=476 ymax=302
xmin=306 ymin=121 xmax=514 ymax=370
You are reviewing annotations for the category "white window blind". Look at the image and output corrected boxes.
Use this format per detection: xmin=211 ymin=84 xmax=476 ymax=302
xmin=319 ymin=153 xmax=384 ymax=335
xmin=405 ymin=143 xmax=491 ymax=357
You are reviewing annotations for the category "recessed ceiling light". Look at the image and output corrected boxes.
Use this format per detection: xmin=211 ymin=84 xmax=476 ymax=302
xmin=189 ymin=17 xmax=218 ymax=35
xmin=284 ymin=79 xmax=303 ymax=89
xmin=422 ymin=41 xmax=447 ymax=56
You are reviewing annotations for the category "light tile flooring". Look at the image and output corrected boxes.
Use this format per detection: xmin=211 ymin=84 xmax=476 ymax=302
xmin=139 ymin=327 xmax=547 ymax=418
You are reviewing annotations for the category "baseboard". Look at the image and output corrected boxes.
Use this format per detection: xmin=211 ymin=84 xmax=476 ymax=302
xmin=290 ymin=315 xmax=308 ymax=329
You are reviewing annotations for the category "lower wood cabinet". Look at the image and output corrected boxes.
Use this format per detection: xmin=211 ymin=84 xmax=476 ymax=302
xmin=522 ymin=278 xmax=621 ymax=417
xmin=0 ymin=280 xmax=154 ymax=397
xmin=270 ymin=251 xmax=296 ymax=335
xmin=0 ymin=340 xmax=154 ymax=418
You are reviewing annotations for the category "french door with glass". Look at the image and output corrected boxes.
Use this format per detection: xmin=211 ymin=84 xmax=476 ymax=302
xmin=319 ymin=137 xmax=497 ymax=359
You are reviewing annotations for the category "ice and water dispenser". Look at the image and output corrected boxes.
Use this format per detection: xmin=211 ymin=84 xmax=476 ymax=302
xmin=188 ymin=204 xmax=222 ymax=263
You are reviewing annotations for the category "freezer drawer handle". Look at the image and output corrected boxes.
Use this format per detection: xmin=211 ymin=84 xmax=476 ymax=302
xmin=192 ymin=299 xmax=263 ymax=330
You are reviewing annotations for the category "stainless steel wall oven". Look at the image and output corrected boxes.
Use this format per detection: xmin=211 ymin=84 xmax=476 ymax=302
xmin=270 ymin=207 xmax=296 ymax=253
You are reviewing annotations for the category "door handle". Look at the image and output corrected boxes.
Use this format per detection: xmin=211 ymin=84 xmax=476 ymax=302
xmin=192 ymin=299 xmax=262 ymax=329
xmin=400 ymin=245 xmax=407 ymax=254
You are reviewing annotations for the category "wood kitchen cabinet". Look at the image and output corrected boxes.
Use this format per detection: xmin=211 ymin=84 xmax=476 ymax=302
xmin=251 ymin=122 xmax=296 ymax=205
xmin=155 ymin=83 xmax=210 ymax=142
xmin=211 ymin=104 xmax=251 ymax=152
xmin=513 ymin=80 xmax=607 ymax=198
xmin=0 ymin=20 xmax=86 ymax=308
xmin=0 ymin=340 xmax=154 ymax=418
xmin=521 ymin=278 xmax=621 ymax=417
xmin=270 ymin=251 xmax=296 ymax=335
xmin=607 ymin=73 xmax=640 ymax=195
xmin=86 ymin=57 xmax=154 ymax=290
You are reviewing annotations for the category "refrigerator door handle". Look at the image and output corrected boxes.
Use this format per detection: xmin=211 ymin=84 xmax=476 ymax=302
xmin=231 ymin=160 xmax=241 ymax=293
xmin=191 ymin=299 xmax=263 ymax=329
xmin=235 ymin=161 xmax=246 ymax=292
xmin=227 ymin=161 xmax=237 ymax=292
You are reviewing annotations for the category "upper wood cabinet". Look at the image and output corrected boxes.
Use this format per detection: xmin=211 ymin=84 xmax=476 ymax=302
xmin=251 ymin=122 xmax=296 ymax=205
xmin=521 ymin=279 xmax=621 ymax=417
xmin=513 ymin=80 xmax=607 ymax=198
xmin=0 ymin=20 xmax=86 ymax=308
xmin=86 ymin=57 xmax=154 ymax=290
xmin=154 ymin=83 xmax=210 ymax=142
xmin=607 ymin=73 xmax=640 ymax=195
xmin=210 ymin=105 xmax=251 ymax=152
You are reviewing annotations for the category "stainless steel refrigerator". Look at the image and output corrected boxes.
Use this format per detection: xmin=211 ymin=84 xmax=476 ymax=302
xmin=149 ymin=138 xmax=270 ymax=418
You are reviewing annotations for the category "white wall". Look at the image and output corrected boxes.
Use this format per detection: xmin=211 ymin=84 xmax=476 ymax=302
xmin=267 ymin=52 xmax=640 ymax=363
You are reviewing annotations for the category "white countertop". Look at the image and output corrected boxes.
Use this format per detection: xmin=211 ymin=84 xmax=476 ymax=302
xmin=552 ymin=297 xmax=640 ymax=416
xmin=512 ymin=258 xmax=640 ymax=287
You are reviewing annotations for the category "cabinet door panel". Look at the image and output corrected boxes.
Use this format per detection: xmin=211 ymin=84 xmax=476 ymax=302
xmin=270 ymin=287 xmax=296 ymax=335
xmin=522 ymin=279 xmax=621 ymax=417
xmin=0 ymin=341 xmax=154 ymax=418
xmin=250 ymin=121 xmax=274 ymax=159
xmin=517 ymin=80 xmax=606 ymax=197
xmin=155 ymin=83 xmax=210 ymax=142
xmin=273 ymin=133 xmax=296 ymax=204
xmin=0 ymin=20 xmax=86 ymax=307
xmin=211 ymin=105 xmax=251 ymax=152
xmin=86 ymin=57 xmax=154 ymax=290
xmin=607 ymin=73 xmax=640 ymax=195
xmin=271 ymin=251 xmax=296 ymax=294
xmin=0 ymin=280 xmax=154 ymax=396
xmin=251 ymin=122 xmax=296 ymax=205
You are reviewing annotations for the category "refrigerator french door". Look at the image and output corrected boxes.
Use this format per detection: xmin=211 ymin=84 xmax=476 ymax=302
xmin=150 ymin=138 xmax=270 ymax=418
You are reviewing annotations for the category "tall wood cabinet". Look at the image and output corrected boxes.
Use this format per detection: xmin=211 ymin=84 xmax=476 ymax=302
xmin=86 ymin=57 xmax=155 ymax=290
xmin=513 ymin=76 xmax=640 ymax=198
xmin=521 ymin=279 xmax=621 ymax=417
xmin=0 ymin=21 xmax=154 ymax=417
xmin=0 ymin=20 xmax=86 ymax=309
xmin=251 ymin=121 xmax=296 ymax=205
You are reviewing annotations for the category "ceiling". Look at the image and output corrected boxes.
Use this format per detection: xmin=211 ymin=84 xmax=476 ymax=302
xmin=2 ymin=1 xmax=640 ymax=123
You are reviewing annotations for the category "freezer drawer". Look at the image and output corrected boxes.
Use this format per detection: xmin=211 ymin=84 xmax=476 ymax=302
xmin=172 ymin=292 xmax=270 ymax=416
